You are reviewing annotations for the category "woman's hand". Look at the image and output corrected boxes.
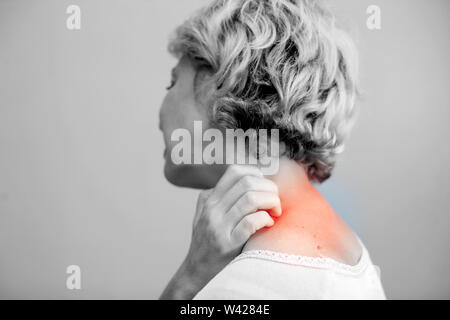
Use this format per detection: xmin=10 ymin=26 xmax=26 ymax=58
xmin=160 ymin=165 xmax=282 ymax=300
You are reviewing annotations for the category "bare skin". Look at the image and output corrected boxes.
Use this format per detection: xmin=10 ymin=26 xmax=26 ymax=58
xmin=244 ymin=157 xmax=362 ymax=266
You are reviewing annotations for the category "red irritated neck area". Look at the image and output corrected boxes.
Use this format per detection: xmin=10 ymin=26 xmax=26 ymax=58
xmin=243 ymin=158 xmax=362 ymax=266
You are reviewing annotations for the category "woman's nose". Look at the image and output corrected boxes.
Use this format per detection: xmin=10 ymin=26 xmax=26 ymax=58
xmin=158 ymin=108 xmax=164 ymax=131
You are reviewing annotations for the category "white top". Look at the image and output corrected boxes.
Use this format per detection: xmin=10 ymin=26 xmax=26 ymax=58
xmin=194 ymin=238 xmax=386 ymax=300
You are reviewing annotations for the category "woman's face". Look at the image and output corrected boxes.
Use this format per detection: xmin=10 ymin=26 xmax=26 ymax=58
xmin=159 ymin=56 xmax=227 ymax=189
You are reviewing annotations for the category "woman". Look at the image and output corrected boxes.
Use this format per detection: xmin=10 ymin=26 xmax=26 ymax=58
xmin=159 ymin=0 xmax=385 ymax=299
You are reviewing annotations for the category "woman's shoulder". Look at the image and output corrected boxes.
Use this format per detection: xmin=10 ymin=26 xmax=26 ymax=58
xmin=194 ymin=241 xmax=385 ymax=300
xmin=242 ymin=207 xmax=363 ymax=267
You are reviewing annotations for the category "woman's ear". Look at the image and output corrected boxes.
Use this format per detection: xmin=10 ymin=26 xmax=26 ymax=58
xmin=247 ymin=134 xmax=285 ymax=176
xmin=251 ymin=137 xmax=286 ymax=159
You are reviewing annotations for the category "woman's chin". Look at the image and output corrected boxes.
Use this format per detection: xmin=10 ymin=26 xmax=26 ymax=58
xmin=163 ymin=162 xmax=222 ymax=189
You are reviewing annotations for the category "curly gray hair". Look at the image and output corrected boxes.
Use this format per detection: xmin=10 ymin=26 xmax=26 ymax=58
xmin=169 ymin=0 xmax=359 ymax=182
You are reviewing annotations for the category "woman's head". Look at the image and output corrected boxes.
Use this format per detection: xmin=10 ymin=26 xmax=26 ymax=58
xmin=160 ymin=0 xmax=358 ymax=188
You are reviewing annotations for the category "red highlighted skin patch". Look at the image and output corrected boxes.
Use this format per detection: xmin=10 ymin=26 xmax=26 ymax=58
xmin=243 ymin=161 xmax=361 ymax=266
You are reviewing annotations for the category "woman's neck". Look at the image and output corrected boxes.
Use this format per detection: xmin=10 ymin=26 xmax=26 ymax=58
xmin=243 ymin=157 xmax=362 ymax=265
xmin=268 ymin=157 xmax=314 ymax=205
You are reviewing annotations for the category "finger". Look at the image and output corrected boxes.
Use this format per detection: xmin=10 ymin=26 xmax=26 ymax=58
xmin=231 ymin=211 xmax=274 ymax=245
xmin=218 ymin=175 xmax=278 ymax=213
xmin=228 ymin=191 xmax=282 ymax=227
xmin=211 ymin=165 xmax=263 ymax=200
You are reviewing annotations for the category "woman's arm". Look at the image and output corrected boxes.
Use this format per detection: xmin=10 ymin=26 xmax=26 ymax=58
xmin=159 ymin=165 xmax=282 ymax=300
xmin=159 ymin=255 xmax=207 ymax=300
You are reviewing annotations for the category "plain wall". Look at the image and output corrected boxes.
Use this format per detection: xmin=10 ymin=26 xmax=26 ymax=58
xmin=0 ymin=0 xmax=449 ymax=299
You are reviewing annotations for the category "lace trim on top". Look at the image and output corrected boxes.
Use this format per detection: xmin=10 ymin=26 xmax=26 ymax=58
xmin=231 ymin=248 xmax=369 ymax=275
